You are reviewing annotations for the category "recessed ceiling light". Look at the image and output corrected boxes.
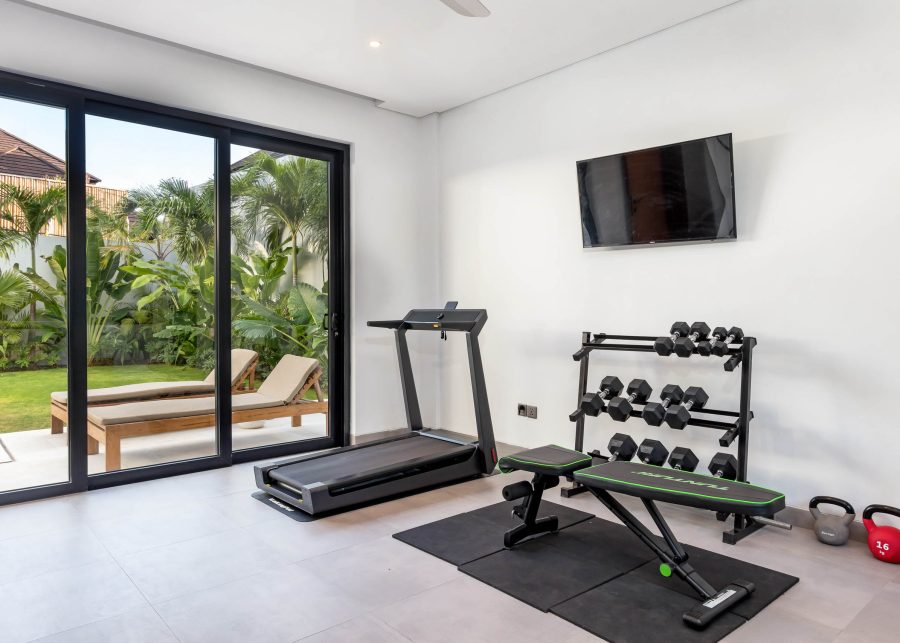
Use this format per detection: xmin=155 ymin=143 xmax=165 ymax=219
xmin=369 ymin=40 xmax=382 ymax=48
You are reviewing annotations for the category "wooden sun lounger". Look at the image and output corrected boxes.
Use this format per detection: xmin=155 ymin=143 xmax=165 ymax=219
xmin=50 ymin=350 xmax=258 ymax=435
xmin=85 ymin=355 xmax=327 ymax=471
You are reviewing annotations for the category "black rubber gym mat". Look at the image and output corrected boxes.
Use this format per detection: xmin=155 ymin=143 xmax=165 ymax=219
xmin=392 ymin=500 xmax=594 ymax=566
xmin=459 ymin=518 xmax=656 ymax=611
xmin=396 ymin=509 xmax=799 ymax=642
xmin=551 ymin=573 xmax=748 ymax=643
xmin=626 ymin=543 xmax=799 ymax=620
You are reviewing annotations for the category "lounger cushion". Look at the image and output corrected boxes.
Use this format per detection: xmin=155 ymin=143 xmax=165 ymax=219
xmin=203 ymin=348 xmax=258 ymax=386
xmin=88 ymin=392 xmax=283 ymax=426
xmin=256 ymin=355 xmax=320 ymax=403
xmin=52 ymin=381 xmax=213 ymax=405
xmin=52 ymin=349 xmax=257 ymax=404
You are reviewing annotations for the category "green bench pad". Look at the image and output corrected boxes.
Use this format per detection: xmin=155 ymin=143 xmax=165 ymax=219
xmin=574 ymin=461 xmax=785 ymax=517
xmin=498 ymin=445 xmax=593 ymax=476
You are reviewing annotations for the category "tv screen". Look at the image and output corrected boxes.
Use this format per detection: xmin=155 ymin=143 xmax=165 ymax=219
xmin=577 ymin=134 xmax=735 ymax=248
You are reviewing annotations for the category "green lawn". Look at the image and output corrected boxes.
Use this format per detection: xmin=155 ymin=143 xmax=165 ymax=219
xmin=0 ymin=364 xmax=206 ymax=433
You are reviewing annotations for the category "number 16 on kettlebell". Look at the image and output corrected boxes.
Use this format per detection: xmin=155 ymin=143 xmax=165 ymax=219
xmin=863 ymin=504 xmax=900 ymax=564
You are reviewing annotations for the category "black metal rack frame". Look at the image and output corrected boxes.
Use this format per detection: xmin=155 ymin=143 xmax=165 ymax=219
xmin=561 ymin=331 xmax=765 ymax=545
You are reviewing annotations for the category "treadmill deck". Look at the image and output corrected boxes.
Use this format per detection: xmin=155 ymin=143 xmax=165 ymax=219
xmin=269 ymin=434 xmax=477 ymax=488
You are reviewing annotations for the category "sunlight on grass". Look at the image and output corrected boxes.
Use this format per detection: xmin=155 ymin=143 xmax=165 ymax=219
xmin=0 ymin=365 xmax=206 ymax=433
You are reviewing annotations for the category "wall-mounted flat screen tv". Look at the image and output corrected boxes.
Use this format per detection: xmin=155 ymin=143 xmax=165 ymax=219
xmin=577 ymin=133 xmax=735 ymax=248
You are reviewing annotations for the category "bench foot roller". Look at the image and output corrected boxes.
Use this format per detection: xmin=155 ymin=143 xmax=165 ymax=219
xmin=503 ymin=474 xmax=560 ymax=547
xmin=497 ymin=445 xmax=594 ymax=548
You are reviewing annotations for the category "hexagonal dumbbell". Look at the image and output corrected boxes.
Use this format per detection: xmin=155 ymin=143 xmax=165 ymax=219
xmin=607 ymin=379 xmax=652 ymax=422
xmin=708 ymin=452 xmax=738 ymax=480
xmin=697 ymin=327 xmax=726 ymax=356
xmin=654 ymin=322 xmax=691 ymax=356
xmin=674 ymin=321 xmax=711 ymax=358
xmin=607 ymin=433 xmax=638 ymax=461
xmin=712 ymin=326 xmax=744 ymax=357
xmin=579 ymin=376 xmax=624 ymax=417
xmin=637 ymin=439 xmax=669 ymax=465
xmin=668 ymin=447 xmax=699 ymax=472
xmin=664 ymin=386 xmax=709 ymax=430
xmin=642 ymin=384 xmax=684 ymax=427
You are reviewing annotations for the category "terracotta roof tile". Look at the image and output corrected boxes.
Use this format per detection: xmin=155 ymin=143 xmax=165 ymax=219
xmin=0 ymin=127 xmax=100 ymax=183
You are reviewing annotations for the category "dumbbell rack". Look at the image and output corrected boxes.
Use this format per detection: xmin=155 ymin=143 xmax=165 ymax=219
xmin=560 ymin=331 xmax=764 ymax=545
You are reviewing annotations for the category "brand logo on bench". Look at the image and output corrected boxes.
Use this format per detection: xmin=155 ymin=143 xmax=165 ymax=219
xmin=633 ymin=470 xmax=730 ymax=491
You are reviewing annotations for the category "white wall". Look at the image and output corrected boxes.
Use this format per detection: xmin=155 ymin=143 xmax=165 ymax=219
xmin=0 ymin=0 xmax=441 ymax=433
xmin=437 ymin=0 xmax=900 ymax=512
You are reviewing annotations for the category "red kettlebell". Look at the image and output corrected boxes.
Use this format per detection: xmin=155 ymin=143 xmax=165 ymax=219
xmin=862 ymin=505 xmax=900 ymax=564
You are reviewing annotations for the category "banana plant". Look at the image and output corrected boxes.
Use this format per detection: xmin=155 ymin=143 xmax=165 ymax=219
xmin=0 ymin=269 xmax=30 ymax=366
xmin=232 ymin=281 xmax=328 ymax=372
xmin=121 ymin=256 xmax=215 ymax=365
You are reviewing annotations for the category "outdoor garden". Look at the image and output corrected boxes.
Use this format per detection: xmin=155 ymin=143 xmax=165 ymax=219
xmin=0 ymin=152 xmax=329 ymax=433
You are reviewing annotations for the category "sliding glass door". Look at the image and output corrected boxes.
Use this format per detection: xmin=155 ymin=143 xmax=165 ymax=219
xmin=84 ymin=112 xmax=219 ymax=474
xmin=229 ymin=141 xmax=331 ymax=453
xmin=0 ymin=94 xmax=71 ymax=493
xmin=0 ymin=69 xmax=348 ymax=505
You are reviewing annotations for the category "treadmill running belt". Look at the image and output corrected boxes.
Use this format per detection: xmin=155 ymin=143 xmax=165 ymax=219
xmin=269 ymin=435 xmax=476 ymax=487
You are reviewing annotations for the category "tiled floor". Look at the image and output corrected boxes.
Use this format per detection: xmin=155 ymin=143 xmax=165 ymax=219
xmin=0 ymin=454 xmax=898 ymax=642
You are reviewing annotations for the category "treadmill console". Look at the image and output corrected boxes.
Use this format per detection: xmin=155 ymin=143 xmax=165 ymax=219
xmin=368 ymin=308 xmax=487 ymax=333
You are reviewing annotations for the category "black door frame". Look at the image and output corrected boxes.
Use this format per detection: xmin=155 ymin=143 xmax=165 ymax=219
xmin=0 ymin=69 xmax=350 ymax=504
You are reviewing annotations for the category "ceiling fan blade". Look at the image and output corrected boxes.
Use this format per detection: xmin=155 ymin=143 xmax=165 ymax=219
xmin=440 ymin=0 xmax=491 ymax=18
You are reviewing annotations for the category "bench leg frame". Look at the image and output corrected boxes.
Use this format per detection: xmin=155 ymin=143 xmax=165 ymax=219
xmin=587 ymin=488 xmax=755 ymax=630
xmin=504 ymin=473 xmax=560 ymax=548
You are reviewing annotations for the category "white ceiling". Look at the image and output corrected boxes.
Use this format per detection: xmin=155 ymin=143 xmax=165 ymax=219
xmin=25 ymin=0 xmax=738 ymax=117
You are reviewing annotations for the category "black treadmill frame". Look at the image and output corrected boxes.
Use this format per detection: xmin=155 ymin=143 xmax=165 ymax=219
xmin=255 ymin=305 xmax=497 ymax=514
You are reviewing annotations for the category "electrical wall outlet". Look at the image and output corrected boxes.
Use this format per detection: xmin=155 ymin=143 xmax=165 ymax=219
xmin=526 ymin=405 xmax=538 ymax=419
xmin=517 ymin=403 xmax=527 ymax=417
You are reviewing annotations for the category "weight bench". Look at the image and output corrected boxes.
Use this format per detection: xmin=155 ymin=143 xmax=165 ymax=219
xmin=498 ymin=445 xmax=785 ymax=629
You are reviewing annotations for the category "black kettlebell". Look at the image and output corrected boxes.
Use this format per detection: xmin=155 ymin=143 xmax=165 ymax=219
xmin=809 ymin=496 xmax=855 ymax=546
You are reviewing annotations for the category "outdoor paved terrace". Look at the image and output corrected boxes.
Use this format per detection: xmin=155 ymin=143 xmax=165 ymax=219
xmin=0 ymin=415 xmax=327 ymax=492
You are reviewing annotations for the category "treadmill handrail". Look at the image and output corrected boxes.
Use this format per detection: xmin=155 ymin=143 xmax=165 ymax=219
xmin=367 ymin=319 xmax=481 ymax=332
xmin=367 ymin=319 xmax=405 ymax=329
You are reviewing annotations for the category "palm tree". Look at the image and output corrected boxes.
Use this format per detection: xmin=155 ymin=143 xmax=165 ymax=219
xmin=125 ymin=178 xmax=215 ymax=264
xmin=235 ymin=154 xmax=328 ymax=285
xmin=0 ymin=183 xmax=66 ymax=322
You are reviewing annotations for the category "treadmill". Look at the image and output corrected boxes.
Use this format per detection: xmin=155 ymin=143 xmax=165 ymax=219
xmin=254 ymin=303 xmax=497 ymax=515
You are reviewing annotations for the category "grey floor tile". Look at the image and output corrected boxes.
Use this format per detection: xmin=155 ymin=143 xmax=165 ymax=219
xmin=723 ymin=604 xmax=840 ymax=642
xmin=116 ymin=527 xmax=284 ymax=603
xmin=297 ymin=614 xmax=412 ymax=642
xmin=204 ymin=489 xmax=279 ymax=527
xmin=90 ymin=500 xmax=234 ymax=557
xmin=0 ymin=560 xmax=146 ymax=643
xmin=301 ymin=535 xmax=458 ymax=609
xmin=0 ymin=526 xmax=110 ymax=586
xmin=0 ymin=495 xmax=91 ymax=541
xmin=155 ymin=564 xmax=363 ymax=643
xmin=376 ymin=576 xmax=598 ymax=643
xmin=241 ymin=509 xmax=395 ymax=563
xmin=836 ymin=581 xmax=900 ymax=642
xmin=351 ymin=487 xmax=497 ymax=533
xmin=29 ymin=605 xmax=177 ymax=643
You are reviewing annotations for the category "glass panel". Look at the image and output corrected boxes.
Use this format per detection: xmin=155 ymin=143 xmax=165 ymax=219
xmin=230 ymin=144 xmax=329 ymax=450
xmin=85 ymin=116 xmax=216 ymax=473
xmin=0 ymin=96 xmax=70 ymax=491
